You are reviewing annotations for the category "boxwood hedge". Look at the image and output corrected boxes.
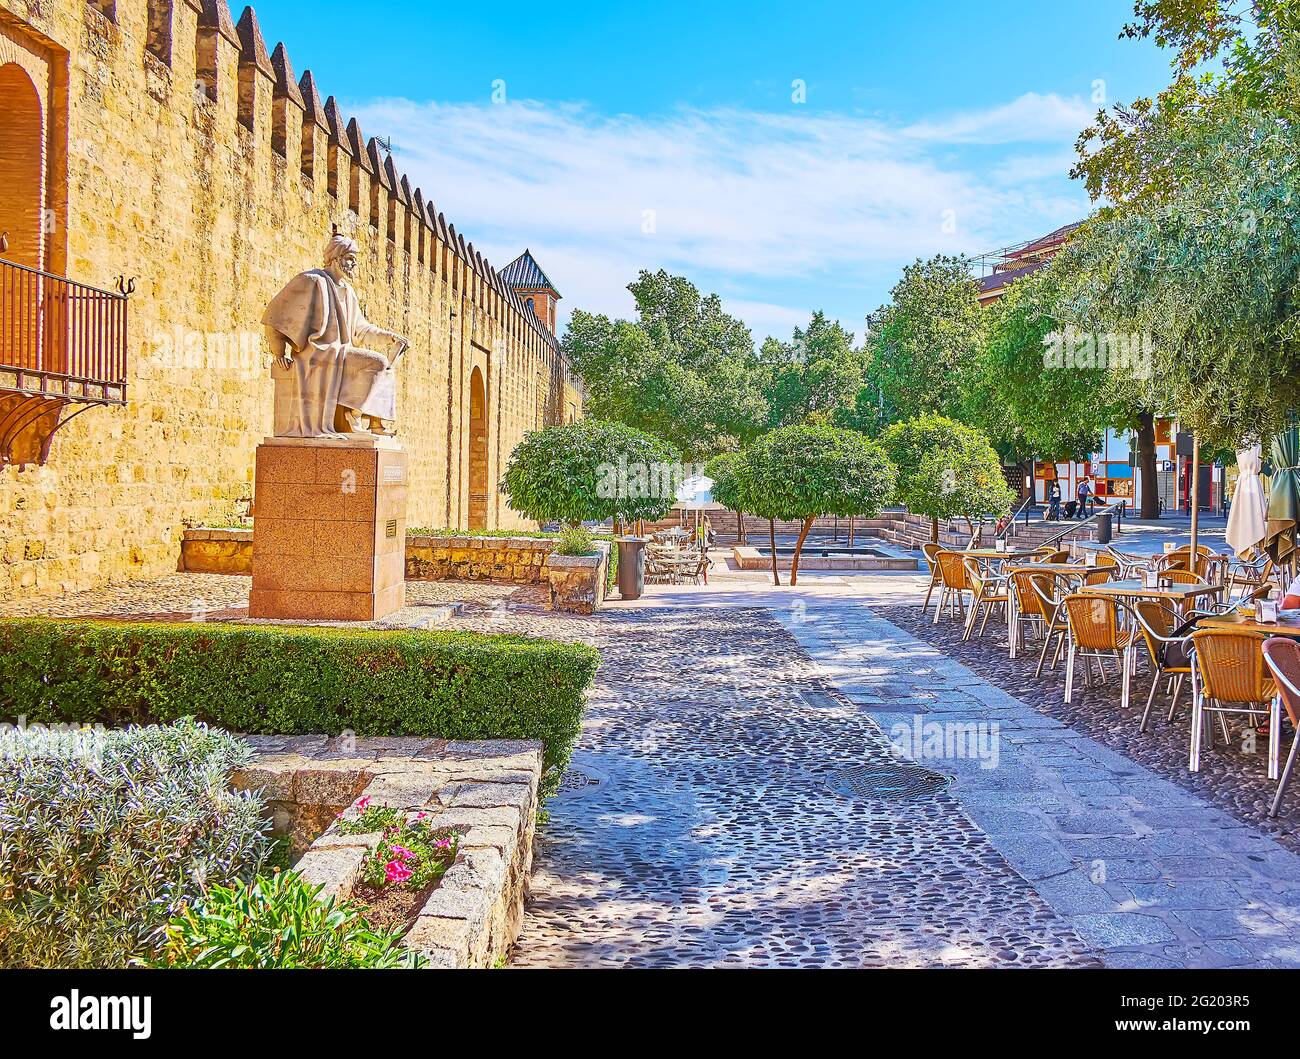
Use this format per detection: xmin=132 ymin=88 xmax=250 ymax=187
xmin=0 ymin=620 xmax=600 ymax=774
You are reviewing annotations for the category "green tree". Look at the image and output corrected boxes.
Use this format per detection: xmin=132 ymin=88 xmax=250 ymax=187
xmin=1073 ymin=0 xmax=1299 ymax=205
xmin=562 ymin=271 xmax=768 ymax=460
xmin=863 ymin=255 xmax=987 ymax=428
xmin=500 ymin=420 xmax=680 ymax=527
xmin=761 ymin=312 xmax=864 ymax=428
xmin=745 ymin=425 xmax=896 ymax=586
xmin=1057 ymin=111 xmax=1300 ymax=450
xmin=703 ymin=450 xmax=754 ymax=545
xmin=881 ymin=415 xmax=1014 ymax=541
xmin=977 ymin=263 xmax=1165 ymax=517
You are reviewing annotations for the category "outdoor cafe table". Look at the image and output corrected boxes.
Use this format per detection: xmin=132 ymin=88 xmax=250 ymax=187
xmin=1197 ymin=611 xmax=1300 ymax=639
xmin=1080 ymin=579 xmax=1224 ymax=622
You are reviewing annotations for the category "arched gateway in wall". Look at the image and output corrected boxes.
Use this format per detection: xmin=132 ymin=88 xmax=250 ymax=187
xmin=468 ymin=367 xmax=488 ymax=530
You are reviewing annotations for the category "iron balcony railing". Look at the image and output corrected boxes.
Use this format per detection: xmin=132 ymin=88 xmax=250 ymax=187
xmin=0 ymin=256 xmax=128 ymax=405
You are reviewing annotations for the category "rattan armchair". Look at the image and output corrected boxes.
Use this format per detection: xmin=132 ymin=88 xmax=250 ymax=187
xmin=1187 ymin=629 xmax=1275 ymax=774
xmin=961 ymin=555 xmax=1009 ymax=642
xmin=1262 ymin=637 xmax=1300 ymax=817
xmin=1061 ymin=593 xmax=1140 ymax=708
xmin=932 ymin=550 xmax=972 ymax=625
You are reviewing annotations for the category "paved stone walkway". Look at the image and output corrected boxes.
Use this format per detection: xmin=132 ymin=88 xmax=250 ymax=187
xmin=774 ymin=585 xmax=1300 ymax=968
xmin=482 ymin=599 xmax=1099 ymax=967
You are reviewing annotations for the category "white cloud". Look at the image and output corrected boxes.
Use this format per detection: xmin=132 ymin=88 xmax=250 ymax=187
xmin=902 ymin=92 xmax=1094 ymax=145
xmin=346 ymin=95 xmax=1090 ymax=340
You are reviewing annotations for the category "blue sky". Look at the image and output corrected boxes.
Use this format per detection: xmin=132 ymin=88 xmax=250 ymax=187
xmin=250 ymin=0 xmax=1171 ymax=343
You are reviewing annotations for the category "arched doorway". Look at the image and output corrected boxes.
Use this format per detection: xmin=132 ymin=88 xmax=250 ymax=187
xmin=0 ymin=63 xmax=45 ymax=372
xmin=0 ymin=63 xmax=44 ymax=271
xmin=468 ymin=367 xmax=488 ymax=530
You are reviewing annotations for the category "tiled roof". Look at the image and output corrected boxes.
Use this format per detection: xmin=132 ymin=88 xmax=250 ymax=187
xmin=978 ymin=260 xmax=1046 ymax=295
xmin=500 ymin=249 xmax=560 ymax=297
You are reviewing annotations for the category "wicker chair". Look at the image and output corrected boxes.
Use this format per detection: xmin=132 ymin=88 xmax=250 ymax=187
xmin=1061 ymin=593 xmax=1140 ymax=708
xmin=1188 ymin=629 xmax=1275 ymax=774
xmin=921 ymin=542 xmax=944 ymax=614
xmin=961 ymin=556 xmax=1009 ymax=642
xmin=1041 ymin=548 xmax=1071 ymax=564
xmin=1104 ymin=546 xmax=1148 ymax=579
xmin=932 ymin=550 xmax=971 ymax=625
xmin=1009 ymin=568 xmax=1052 ymax=659
xmin=1262 ymin=637 xmax=1300 ymax=817
xmin=1125 ymin=599 xmax=1195 ymax=733
xmin=1026 ymin=572 xmax=1077 ymax=677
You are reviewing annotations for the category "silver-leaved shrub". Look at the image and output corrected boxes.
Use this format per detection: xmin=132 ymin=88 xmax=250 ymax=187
xmin=0 ymin=718 xmax=270 ymax=968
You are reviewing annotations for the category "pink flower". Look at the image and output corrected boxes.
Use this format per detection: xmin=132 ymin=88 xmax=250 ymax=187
xmin=355 ymin=796 xmax=371 ymax=811
xmin=384 ymin=859 xmax=412 ymax=884
xmin=434 ymin=838 xmax=453 ymax=850
xmin=416 ymin=812 xmax=428 ymax=820
xmin=389 ymin=844 xmax=416 ymax=862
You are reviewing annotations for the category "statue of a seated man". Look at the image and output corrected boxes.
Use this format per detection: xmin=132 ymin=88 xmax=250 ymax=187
xmin=263 ymin=233 xmax=409 ymax=438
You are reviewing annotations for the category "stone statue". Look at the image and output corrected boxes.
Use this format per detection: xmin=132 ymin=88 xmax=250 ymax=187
xmin=262 ymin=233 xmax=410 ymax=438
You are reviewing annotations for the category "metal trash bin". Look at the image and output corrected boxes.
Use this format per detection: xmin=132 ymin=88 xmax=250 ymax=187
xmin=1095 ymin=510 xmax=1113 ymax=544
xmin=616 ymin=537 xmax=647 ymax=600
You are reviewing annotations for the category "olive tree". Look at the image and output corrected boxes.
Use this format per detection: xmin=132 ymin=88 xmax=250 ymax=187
xmin=745 ymin=425 xmax=897 ymax=586
xmin=500 ymin=420 xmax=680 ymax=527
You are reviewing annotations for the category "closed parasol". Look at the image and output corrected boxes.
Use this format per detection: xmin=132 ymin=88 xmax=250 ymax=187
xmin=1226 ymin=444 xmax=1268 ymax=558
xmin=1265 ymin=425 xmax=1300 ymax=565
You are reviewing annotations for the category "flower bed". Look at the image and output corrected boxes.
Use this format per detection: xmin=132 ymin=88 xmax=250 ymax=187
xmin=234 ymin=735 xmax=544 ymax=967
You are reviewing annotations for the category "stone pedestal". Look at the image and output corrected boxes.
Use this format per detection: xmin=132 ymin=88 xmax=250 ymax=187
xmin=249 ymin=436 xmax=407 ymax=621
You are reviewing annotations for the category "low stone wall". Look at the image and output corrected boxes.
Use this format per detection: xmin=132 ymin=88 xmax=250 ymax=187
xmin=232 ymin=735 xmax=542 ymax=969
xmin=547 ymin=542 xmax=612 ymax=614
xmin=405 ymin=535 xmax=555 ymax=584
xmin=180 ymin=529 xmax=556 ymax=585
xmin=178 ymin=528 xmax=254 ymax=574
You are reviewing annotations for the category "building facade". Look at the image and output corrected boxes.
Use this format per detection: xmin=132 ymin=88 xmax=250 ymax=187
xmin=0 ymin=0 xmax=582 ymax=599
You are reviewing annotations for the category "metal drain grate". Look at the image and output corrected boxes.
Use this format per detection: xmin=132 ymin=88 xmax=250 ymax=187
xmin=557 ymin=768 xmax=599 ymax=794
xmin=825 ymin=761 xmax=950 ymax=802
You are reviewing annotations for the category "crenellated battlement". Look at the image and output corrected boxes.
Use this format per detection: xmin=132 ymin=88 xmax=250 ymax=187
xmin=70 ymin=0 xmax=565 ymax=359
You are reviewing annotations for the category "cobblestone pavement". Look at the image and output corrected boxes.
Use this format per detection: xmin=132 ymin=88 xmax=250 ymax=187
xmin=770 ymin=579 xmax=1300 ymax=969
xmin=464 ymin=598 xmax=1099 ymax=968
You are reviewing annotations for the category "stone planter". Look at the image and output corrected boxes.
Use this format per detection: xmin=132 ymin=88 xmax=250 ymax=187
xmin=546 ymin=542 xmax=611 ymax=614
xmin=232 ymin=735 xmax=542 ymax=968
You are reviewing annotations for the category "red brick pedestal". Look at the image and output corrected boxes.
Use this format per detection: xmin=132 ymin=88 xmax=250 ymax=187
xmin=249 ymin=437 xmax=407 ymax=621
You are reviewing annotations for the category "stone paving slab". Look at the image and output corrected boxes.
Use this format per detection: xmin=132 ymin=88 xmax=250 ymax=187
xmin=772 ymin=595 xmax=1300 ymax=969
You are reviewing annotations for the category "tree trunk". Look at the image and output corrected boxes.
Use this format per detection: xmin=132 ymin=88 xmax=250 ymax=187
xmin=848 ymin=516 xmax=855 ymax=548
xmin=1136 ymin=409 xmax=1160 ymax=519
xmin=791 ymin=516 xmax=814 ymax=586
xmin=737 ymin=508 xmax=746 ymax=545
xmin=768 ymin=518 xmax=781 ymax=586
xmin=930 ymin=516 xmax=939 ymax=543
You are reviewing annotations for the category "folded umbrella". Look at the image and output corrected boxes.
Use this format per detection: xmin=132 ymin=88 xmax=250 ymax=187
xmin=1265 ymin=426 xmax=1300 ymax=565
xmin=1226 ymin=444 xmax=1268 ymax=558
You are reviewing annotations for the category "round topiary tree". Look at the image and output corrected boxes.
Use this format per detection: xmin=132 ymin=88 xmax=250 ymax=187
xmin=500 ymin=419 xmax=681 ymax=528
xmin=746 ymin=424 xmax=897 ymax=585
xmin=881 ymin=414 xmax=1014 ymax=542
xmin=703 ymin=450 xmax=753 ymax=545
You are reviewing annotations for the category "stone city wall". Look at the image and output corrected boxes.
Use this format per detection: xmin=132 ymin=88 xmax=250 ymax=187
xmin=0 ymin=0 xmax=583 ymax=601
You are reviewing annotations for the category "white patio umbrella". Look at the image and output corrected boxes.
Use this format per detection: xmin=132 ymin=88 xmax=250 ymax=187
xmin=1226 ymin=443 xmax=1268 ymax=558
xmin=674 ymin=474 xmax=715 ymax=509
xmin=672 ymin=474 xmax=720 ymax=538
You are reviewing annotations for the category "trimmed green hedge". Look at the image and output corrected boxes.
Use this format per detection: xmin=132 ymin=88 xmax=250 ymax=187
xmin=0 ymin=620 xmax=599 ymax=775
